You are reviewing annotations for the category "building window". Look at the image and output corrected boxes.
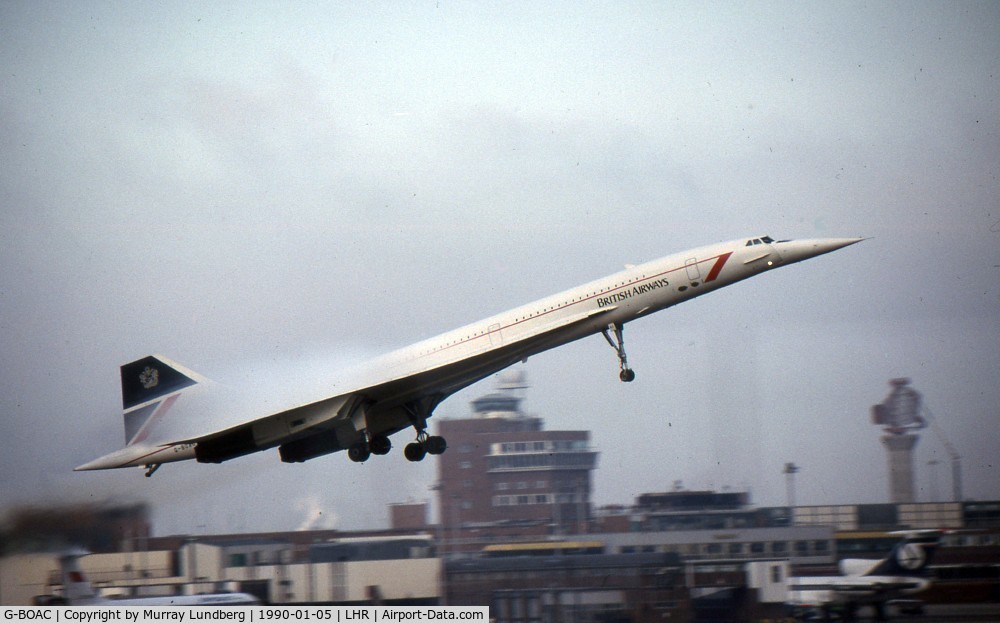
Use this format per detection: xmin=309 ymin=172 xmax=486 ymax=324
xmin=771 ymin=565 xmax=783 ymax=583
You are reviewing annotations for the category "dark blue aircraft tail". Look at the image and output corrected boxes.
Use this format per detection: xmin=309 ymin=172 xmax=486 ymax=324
xmin=120 ymin=355 xmax=204 ymax=446
xmin=864 ymin=530 xmax=942 ymax=577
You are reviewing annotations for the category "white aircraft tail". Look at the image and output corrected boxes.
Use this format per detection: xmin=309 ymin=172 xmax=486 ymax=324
xmin=120 ymin=355 xmax=204 ymax=446
xmin=59 ymin=552 xmax=102 ymax=604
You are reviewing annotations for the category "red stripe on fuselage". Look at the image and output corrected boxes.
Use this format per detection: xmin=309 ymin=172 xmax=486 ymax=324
xmin=704 ymin=251 xmax=732 ymax=283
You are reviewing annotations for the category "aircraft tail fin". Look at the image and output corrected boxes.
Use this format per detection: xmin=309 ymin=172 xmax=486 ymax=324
xmin=120 ymin=355 xmax=204 ymax=446
xmin=863 ymin=530 xmax=942 ymax=577
xmin=59 ymin=551 xmax=102 ymax=604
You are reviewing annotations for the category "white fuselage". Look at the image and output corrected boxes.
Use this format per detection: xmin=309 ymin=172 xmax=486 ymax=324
xmin=74 ymin=593 xmax=260 ymax=606
xmin=59 ymin=552 xmax=260 ymax=606
xmin=787 ymin=575 xmax=930 ymax=607
xmin=376 ymin=235 xmax=835 ymax=383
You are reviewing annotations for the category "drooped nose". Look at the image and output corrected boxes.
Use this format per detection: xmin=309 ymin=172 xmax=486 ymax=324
xmin=773 ymin=237 xmax=866 ymax=265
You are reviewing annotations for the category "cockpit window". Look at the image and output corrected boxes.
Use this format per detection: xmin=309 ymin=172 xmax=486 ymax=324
xmin=761 ymin=236 xmax=774 ymax=243
xmin=746 ymin=236 xmax=776 ymax=246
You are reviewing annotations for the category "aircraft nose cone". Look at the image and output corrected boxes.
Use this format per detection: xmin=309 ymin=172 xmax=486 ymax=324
xmin=775 ymin=237 xmax=865 ymax=264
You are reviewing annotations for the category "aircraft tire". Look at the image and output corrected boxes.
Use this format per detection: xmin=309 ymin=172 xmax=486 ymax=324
xmin=404 ymin=442 xmax=426 ymax=462
xmin=370 ymin=435 xmax=392 ymax=455
xmin=620 ymin=368 xmax=636 ymax=382
xmin=348 ymin=442 xmax=371 ymax=463
xmin=425 ymin=435 xmax=447 ymax=455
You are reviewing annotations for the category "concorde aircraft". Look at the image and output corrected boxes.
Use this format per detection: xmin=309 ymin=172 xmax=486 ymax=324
xmin=46 ymin=551 xmax=260 ymax=605
xmin=76 ymin=235 xmax=862 ymax=476
xmin=786 ymin=530 xmax=942 ymax=621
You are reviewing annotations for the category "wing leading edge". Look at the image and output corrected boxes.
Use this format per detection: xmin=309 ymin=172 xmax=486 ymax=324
xmin=195 ymin=304 xmax=618 ymax=464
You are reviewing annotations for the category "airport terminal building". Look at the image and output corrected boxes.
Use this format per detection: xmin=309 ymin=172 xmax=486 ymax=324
xmin=2 ymin=382 xmax=998 ymax=615
xmin=4 ymin=496 xmax=998 ymax=616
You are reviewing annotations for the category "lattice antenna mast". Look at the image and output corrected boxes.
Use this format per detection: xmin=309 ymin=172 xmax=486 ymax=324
xmin=921 ymin=404 xmax=963 ymax=502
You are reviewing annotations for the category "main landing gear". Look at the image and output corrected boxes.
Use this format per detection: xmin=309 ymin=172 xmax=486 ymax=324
xmin=350 ymin=431 xmax=446 ymax=463
xmin=403 ymin=432 xmax=447 ymax=462
xmin=347 ymin=399 xmax=448 ymax=463
xmin=402 ymin=397 xmax=447 ymax=462
xmin=347 ymin=433 xmax=392 ymax=463
xmin=602 ymin=322 xmax=636 ymax=382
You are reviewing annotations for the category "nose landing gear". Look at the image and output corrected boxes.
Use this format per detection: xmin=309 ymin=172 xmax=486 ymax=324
xmin=602 ymin=322 xmax=636 ymax=382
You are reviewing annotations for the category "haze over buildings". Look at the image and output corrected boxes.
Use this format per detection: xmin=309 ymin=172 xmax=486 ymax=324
xmin=1 ymin=2 xmax=998 ymax=535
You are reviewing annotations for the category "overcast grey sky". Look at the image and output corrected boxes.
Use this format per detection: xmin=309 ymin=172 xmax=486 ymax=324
xmin=2 ymin=2 xmax=997 ymax=535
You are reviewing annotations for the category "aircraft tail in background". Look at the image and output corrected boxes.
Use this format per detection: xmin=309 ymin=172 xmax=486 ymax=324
xmin=56 ymin=551 xmax=101 ymax=604
xmin=858 ymin=529 xmax=942 ymax=577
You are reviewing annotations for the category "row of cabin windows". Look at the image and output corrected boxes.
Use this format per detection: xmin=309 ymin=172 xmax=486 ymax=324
xmin=418 ymin=264 xmax=701 ymax=356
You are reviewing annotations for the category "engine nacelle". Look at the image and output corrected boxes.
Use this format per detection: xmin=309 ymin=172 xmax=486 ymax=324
xmin=279 ymin=429 xmax=347 ymax=463
xmin=195 ymin=428 xmax=258 ymax=463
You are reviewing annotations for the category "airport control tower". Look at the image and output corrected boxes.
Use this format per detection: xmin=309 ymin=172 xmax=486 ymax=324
xmin=871 ymin=378 xmax=927 ymax=503
xmin=436 ymin=371 xmax=599 ymax=538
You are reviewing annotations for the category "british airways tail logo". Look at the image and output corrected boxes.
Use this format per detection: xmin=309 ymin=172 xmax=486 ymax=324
xmin=139 ymin=366 xmax=159 ymax=389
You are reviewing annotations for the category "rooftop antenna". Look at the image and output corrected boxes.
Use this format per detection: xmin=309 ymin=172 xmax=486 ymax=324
xmin=783 ymin=462 xmax=800 ymax=509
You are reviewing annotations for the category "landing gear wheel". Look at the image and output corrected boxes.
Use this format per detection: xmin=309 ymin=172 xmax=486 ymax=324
xmin=348 ymin=442 xmax=371 ymax=463
xmin=619 ymin=368 xmax=636 ymax=383
xmin=370 ymin=435 xmax=392 ymax=456
xmin=424 ymin=435 xmax=447 ymax=455
xmin=404 ymin=442 xmax=427 ymax=462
